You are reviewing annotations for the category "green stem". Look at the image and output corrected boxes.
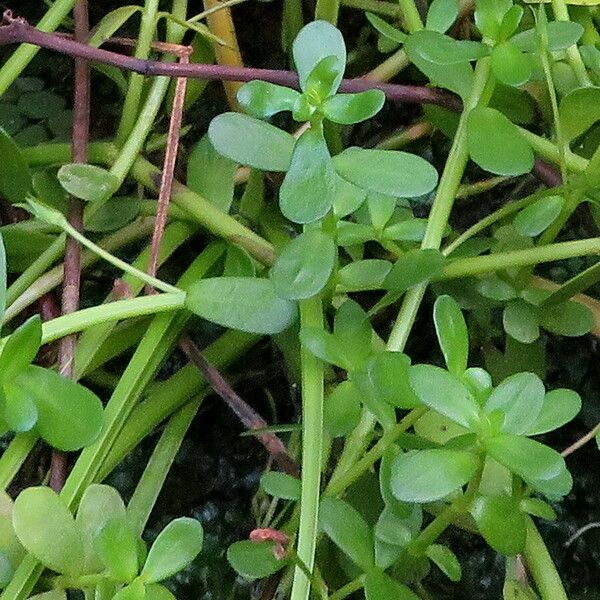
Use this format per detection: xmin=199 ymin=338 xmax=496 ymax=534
xmin=325 ymin=408 xmax=426 ymax=497
xmin=127 ymin=400 xmax=200 ymax=535
xmin=442 ymin=188 xmax=567 ymax=257
xmin=35 ymin=294 xmax=185 ymax=345
xmin=115 ymin=0 xmax=161 ymax=145
xmin=398 ymin=0 xmax=423 ymax=31
xmin=409 ymin=460 xmax=484 ymax=555
xmin=387 ymin=57 xmax=493 ymax=351
xmin=0 ymin=0 xmax=76 ymax=95
xmin=4 ymin=218 xmax=156 ymax=324
xmin=550 ymin=0 xmax=592 ymax=87
xmin=290 ymin=295 xmax=325 ymax=600
xmin=440 ymin=237 xmax=600 ymax=280
xmin=329 ymin=577 xmax=365 ymax=600
xmin=519 ymin=128 xmax=588 ymax=173
xmin=315 ymin=0 xmax=340 ymax=24
xmin=60 ymin=220 xmax=181 ymax=294
xmin=523 ymin=519 xmax=568 ymax=600
xmin=0 ymin=433 xmax=38 ymax=491
xmin=540 ymin=259 xmax=600 ymax=307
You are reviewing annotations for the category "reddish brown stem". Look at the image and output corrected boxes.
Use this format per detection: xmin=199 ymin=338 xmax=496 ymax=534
xmin=0 ymin=11 xmax=462 ymax=111
xmin=50 ymin=0 xmax=90 ymax=493
xmin=178 ymin=336 xmax=300 ymax=478
xmin=147 ymin=51 xmax=190 ymax=286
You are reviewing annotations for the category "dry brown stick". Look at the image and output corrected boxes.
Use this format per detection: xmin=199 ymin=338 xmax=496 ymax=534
xmin=0 ymin=11 xmax=462 ymax=111
xmin=561 ymin=422 xmax=600 ymax=457
xmin=178 ymin=335 xmax=300 ymax=478
xmin=146 ymin=50 xmax=190 ymax=286
xmin=50 ymin=0 xmax=90 ymax=493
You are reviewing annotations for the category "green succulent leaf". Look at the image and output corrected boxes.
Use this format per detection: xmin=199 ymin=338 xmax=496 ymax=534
xmin=474 ymin=0 xmax=512 ymax=40
xmin=324 ymin=380 xmax=363 ymax=437
xmin=366 ymin=13 xmax=407 ymax=44
xmin=484 ymin=372 xmax=545 ymax=435
xmin=57 ymin=164 xmax=119 ymax=203
xmin=391 ymin=449 xmax=480 ymax=503
xmin=511 ymin=21 xmax=584 ymax=54
xmin=76 ymin=484 xmax=127 ymax=574
xmin=279 ymin=126 xmax=336 ymax=223
xmin=336 ymin=259 xmax=392 ymax=291
xmin=491 ymin=42 xmax=532 ymax=87
xmin=187 ymin=135 xmax=237 ymax=213
xmin=270 ymin=230 xmax=336 ymax=300
xmin=322 ymin=90 xmax=385 ymax=124
xmin=0 ymin=315 xmax=42 ymax=383
xmin=292 ymin=20 xmax=346 ymax=93
xmin=526 ymin=388 xmax=581 ymax=435
xmin=186 ymin=277 xmax=297 ymax=334
xmin=383 ymin=249 xmax=446 ymax=292
xmin=319 ymin=497 xmax=374 ymax=571
xmin=141 ymin=517 xmax=203 ymax=583
xmin=226 ymin=540 xmax=286 ymax=580
xmin=538 ymin=300 xmax=594 ymax=337
xmin=237 ymin=81 xmax=301 ymax=119
xmin=260 ymin=472 xmax=301 ymax=500
xmin=405 ymin=30 xmax=488 ymax=65
xmin=333 ymin=176 xmax=367 ymax=217
xmin=409 ymin=364 xmax=480 ymax=428
xmin=426 ymin=544 xmax=461 ymax=581
xmin=304 ymin=56 xmax=342 ymax=102
xmin=363 ymin=351 xmax=421 ymax=409
xmin=433 ymin=295 xmax=469 ymax=376
xmin=559 ymin=87 xmax=600 ymax=142
xmin=13 ymin=487 xmax=84 ymax=576
xmin=1 ymin=384 xmax=37 ymax=432
xmin=426 ymin=0 xmax=459 ymax=33
xmin=364 ymin=570 xmax=421 ymax=600
xmin=208 ymin=112 xmax=294 ymax=172
xmin=382 ymin=218 xmax=428 ymax=242
xmin=498 ymin=5 xmax=524 ymax=41
xmin=503 ymin=300 xmax=540 ymax=344
xmin=95 ymin=518 xmax=139 ymax=583
xmin=485 ymin=434 xmax=571 ymax=496
xmin=333 ymin=147 xmax=439 ymax=198
xmin=467 ymin=106 xmax=534 ymax=175
xmin=513 ymin=195 xmax=564 ymax=237
xmin=470 ymin=495 xmax=527 ymax=556
xmin=16 ymin=366 xmax=103 ymax=451
xmin=0 ymin=127 xmax=32 ymax=204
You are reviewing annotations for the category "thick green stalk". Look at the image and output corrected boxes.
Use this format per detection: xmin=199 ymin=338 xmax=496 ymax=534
xmin=339 ymin=0 xmax=400 ymax=17
xmin=523 ymin=519 xmax=568 ymax=600
xmin=519 ymin=129 xmax=588 ymax=173
xmin=440 ymin=237 xmax=600 ymax=281
xmin=290 ymin=295 xmax=325 ymax=600
xmin=315 ymin=0 xmax=340 ymax=23
xmin=37 ymin=294 xmax=185 ymax=345
xmin=115 ymin=0 xmax=161 ymax=145
xmin=127 ymin=400 xmax=200 ymax=535
xmin=0 ymin=0 xmax=76 ymax=95
xmin=398 ymin=0 xmax=423 ymax=31
xmin=540 ymin=260 xmax=600 ymax=307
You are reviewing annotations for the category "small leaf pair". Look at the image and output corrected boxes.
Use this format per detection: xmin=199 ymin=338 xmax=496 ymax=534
xmin=0 ymin=316 xmax=103 ymax=450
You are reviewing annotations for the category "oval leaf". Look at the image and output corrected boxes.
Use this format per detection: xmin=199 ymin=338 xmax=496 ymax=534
xmin=279 ymin=126 xmax=336 ymax=224
xmin=270 ymin=230 xmax=336 ymax=300
xmin=470 ymin=495 xmax=526 ymax=555
xmin=409 ymin=364 xmax=480 ymax=428
xmin=391 ymin=449 xmax=479 ymax=503
xmin=186 ymin=277 xmax=297 ymax=334
xmin=292 ymin=20 xmax=346 ymax=92
xmin=57 ymin=164 xmax=119 ymax=203
xmin=13 ymin=487 xmax=83 ymax=576
xmin=16 ymin=366 xmax=103 ymax=451
xmin=208 ymin=112 xmax=294 ymax=172
xmin=322 ymin=90 xmax=385 ymax=125
xmin=319 ymin=497 xmax=374 ymax=571
xmin=141 ymin=517 xmax=203 ymax=583
xmin=383 ymin=249 xmax=446 ymax=292
xmin=334 ymin=147 xmax=438 ymax=198
xmin=0 ymin=127 xmax=32 ymax=204
xmin=526 ymin=388 xmax=581 ymax=435
xmin=237 ymin=81 xmax=301 ymax=119
xmin=434 ymin=295 xmax=469 ymax=376
xmin=467 ymin=106 xmax=533 ymax=175
xmin=260 ymin=472 xmax=301 ymax=500
xmin=491 ymin=42 xmax=531 ymax=87
xmin=513 ymin=195 xmax=564 ymax=237
xmin=95 ymin=518 xmax=139 ymax=583
xmin=227 ymin=540 xmax=286 ymax=580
